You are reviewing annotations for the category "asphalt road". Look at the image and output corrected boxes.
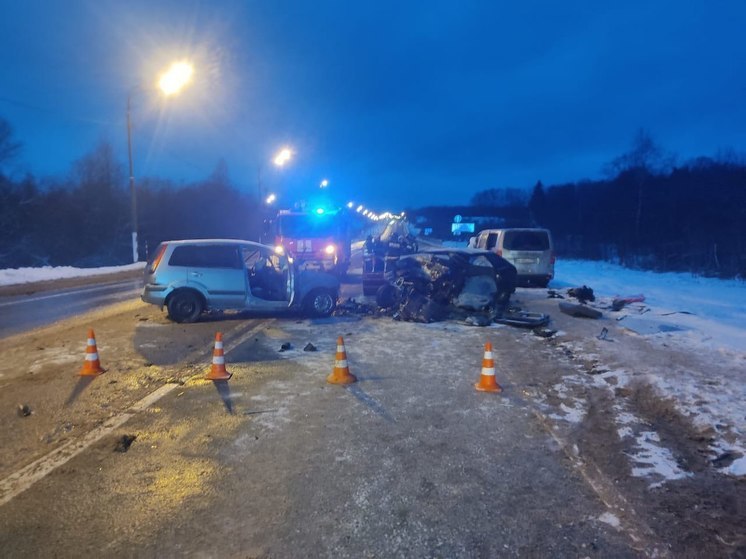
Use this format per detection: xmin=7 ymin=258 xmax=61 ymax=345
xmin=0 ymin=279 xmax=142 ymax=339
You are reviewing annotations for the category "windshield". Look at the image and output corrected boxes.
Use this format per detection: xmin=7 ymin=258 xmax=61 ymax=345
xmin=278 ymin=214 xmax=340 ymax=238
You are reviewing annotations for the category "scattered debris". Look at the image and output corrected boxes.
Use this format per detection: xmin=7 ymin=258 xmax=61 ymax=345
xmin=17 ymin=403 xmax=32 ymax=417
xmin=532 ymin=327 xmax=557 ymax=338
xmin=494 ymin=310 xmax=551 ymax=328
xmin=712 ymin=451 xmax=742 ymax=469
xmin=334 ymin=298 xmax=377 ymax=316
xmin=567 ymin=286 xmax=595 ymax=303
xmin=279 ymin=342 xmax=293 ymax=352
xmin=114 ymin=434 xmax=137 ymax=452
xmin=547 ymin=290 xmax=564 ymax=299
xmin=559 ymin=301 xmax=602 ymax=319
xmin=611 ymin=294 xmax=646 ymax=311
xmin=303 ymin=342 xmax=318 ymax=352
xmin=243 ymin=409 xmax=278 ymax=416
xmin=464 ymin=315 xmax=492 ymax=327
xmin=596 ymin=327 xmax=612 ymax=341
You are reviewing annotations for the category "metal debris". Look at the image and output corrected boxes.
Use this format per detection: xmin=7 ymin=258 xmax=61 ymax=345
xmin=114 ymin=434 xmax=137 ymax=453
xmin=303 ymin=343 xmax=318 ymax=352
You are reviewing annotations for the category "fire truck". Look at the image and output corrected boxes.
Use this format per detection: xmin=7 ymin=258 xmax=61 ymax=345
xmin=265 ymin=208 xmax=352 ymax=276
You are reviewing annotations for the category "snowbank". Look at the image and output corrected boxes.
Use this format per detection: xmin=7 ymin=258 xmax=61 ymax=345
xmin=0 ymin=263 xmax=145 ymax=286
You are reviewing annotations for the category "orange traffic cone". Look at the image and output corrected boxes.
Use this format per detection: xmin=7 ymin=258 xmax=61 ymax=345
xmin=475 ymin=341 xmax=502 ymax=393
xmin=79 ymin=328 xmax=105 ymax=376
xmin=206 ymin=332 xmax=232 ymax=380
xmin=326 ymin=336 xmax=357 ymax=385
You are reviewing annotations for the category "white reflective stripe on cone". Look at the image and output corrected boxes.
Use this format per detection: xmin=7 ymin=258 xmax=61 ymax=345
xmin=484 ymin=351 xmax=493 ymax=359
xmin=212 ymin=356 xmax=225 ymax=365
xmin=481 ymin=367 xmax=496 ymax=376
xmin=87 ymin=339 xmax=96 ymax=346
xmin=85 ymin=353 xmax=99 ymax=361
xmin=335 ymin=359 xmax=348 ymax=368
xmin=215 ymin=341 xmax=223 ymax=349
xmin=337 ymin=345 xmax=345 ymax=352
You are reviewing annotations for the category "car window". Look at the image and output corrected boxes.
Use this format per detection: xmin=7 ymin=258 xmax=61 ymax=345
xmin=169 ymin=245 xmax=242 ymax=269
xmin=486 ymin=233 xmax=498 ymax=249
xmin=503 ymin=231 xmax=550 ymax=251
xmin=470 ymin=255 xmax=493 ymax=268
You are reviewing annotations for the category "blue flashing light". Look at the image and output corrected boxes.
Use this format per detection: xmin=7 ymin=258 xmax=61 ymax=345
xmin=315 ymin=207 xmax=325 ymax=215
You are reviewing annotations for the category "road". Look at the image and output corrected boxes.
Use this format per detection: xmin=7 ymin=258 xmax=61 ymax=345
xmin=0 ymin=279 xmax=143 ymax=339
xmin=0 ymin=257 xmax=743 ymax=557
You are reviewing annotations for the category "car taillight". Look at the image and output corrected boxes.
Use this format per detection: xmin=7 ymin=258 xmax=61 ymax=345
xmin=149 ymin=244 xmax=168 ymax=273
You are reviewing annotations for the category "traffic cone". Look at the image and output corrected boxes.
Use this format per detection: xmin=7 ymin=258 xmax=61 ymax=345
xmin=206 ymin=332 xmax=232 ymax=380
xmin=475 ymin=341 xmax=502 ymax=393
xmin=326 ymin=336 xmax=357 ymax=385
xmin=79 ymin=328 xmax=105 ymax=376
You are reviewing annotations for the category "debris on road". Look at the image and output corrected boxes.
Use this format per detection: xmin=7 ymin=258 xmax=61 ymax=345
xmin=547 ymin=289 xmax=565 ymax=299
xmin=567 ymin=286 xmax=595 ymax=303
xmin=279 ymin=342 xmax=293 ymax=352
xmin=532 ymin=327 xmax=557 ymax=338
xmin=558 ymin=301 xmax=602 ymax=319
xmin=114 ymin=434 xmax=137 ymax=453
xmin=303 ymin=342 xmax=318 ymax=352
xmin=611 ymin=294 xmax=646 ymax=311
xmin=17 ymin=403 xmax=32 ymax=417
xmin=596 ymin=327 xmax=612 ymax=341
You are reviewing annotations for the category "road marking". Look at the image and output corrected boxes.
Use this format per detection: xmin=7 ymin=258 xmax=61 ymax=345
xmin=0 ymin=384 xmax=177 ymax=507
xmin=0 ymin=318 xmax=274 ymax=507
xmin=0 ymin=280 xmax=141 ymax=308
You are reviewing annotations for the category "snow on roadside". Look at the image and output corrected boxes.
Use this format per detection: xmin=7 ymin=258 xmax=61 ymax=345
xmin=0 ymin=263 xmax=145 ymax=286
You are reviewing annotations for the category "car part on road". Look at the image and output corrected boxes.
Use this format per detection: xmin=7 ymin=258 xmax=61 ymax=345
xmin=558 ymin=301 xmax=603 ymax=319
xmin=113 ymin=434 xmax=137 ymax=453
xmin=567 ymin=285 xmax=595 ymax=303
xmin=303 ymin=342 xmax=317 ymax=352
xmin=493 ymin=310 xmax=551 ymax=328
xmin=17 ymin=404 xmax=32 ymax=417
xmin=611 ymin=294 xmax=646 ymax=311
xmin=303 ymin=288 xmax=337 ymax=317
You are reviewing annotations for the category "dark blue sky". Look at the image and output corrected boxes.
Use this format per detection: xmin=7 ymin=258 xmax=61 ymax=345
xmin=1 ymin=1 xmax=745 ymax=210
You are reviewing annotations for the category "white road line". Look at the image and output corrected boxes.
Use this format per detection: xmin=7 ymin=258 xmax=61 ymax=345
xmin=0 ymin=384 xmax=177 ymax=507
xmin=0 ymin=318 xmax=274 ymax=507
xmin=0 ymin=281 xmax=140 ymax=308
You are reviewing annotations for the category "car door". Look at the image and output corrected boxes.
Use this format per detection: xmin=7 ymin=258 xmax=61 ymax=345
xmin=182 ymin=245 xmax=247 ymax=309
xmin=241 ymin=246 xmax=293 ymax=311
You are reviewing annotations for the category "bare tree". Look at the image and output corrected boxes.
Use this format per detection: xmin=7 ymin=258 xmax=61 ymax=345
xmin=0 ymin=117 xmax=22 ymax=171
xmin=603 ymin=129 xmax=676 ymax=242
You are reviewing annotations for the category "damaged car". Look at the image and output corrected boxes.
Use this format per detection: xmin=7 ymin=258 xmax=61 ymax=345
xmin=374 ymin=248 xmax=518 ymax=323
xmin=142 ymin=239 xmax=340 ymax=322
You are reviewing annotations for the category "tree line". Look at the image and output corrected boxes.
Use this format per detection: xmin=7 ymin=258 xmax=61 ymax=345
xmin=475 ymin=130 xmax=746 ymax=279
xmin=0 ymin=119 xmax=264 ymax=268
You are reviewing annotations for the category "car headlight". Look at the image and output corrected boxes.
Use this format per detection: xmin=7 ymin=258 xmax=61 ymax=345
xmin=324 ymin=244 xmax=336 ymax=255
xmin=274 ymin=245 xmax=285 ymax=255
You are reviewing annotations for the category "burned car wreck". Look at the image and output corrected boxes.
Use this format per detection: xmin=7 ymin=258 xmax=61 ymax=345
xmin=374 ymin=248 xmax=526 ymax=325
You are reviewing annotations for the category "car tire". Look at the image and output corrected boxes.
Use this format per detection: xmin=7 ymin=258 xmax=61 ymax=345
xmin=304 ymin=288 xmax=337 ymax=317
xmin=167 ymin=290 xmax=204 ymax=323
xmin=375 ymin=283 xmax=399 ymax=309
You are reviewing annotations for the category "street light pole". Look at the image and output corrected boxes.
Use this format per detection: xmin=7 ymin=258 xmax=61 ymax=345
xmin=126 ymin=93 xmax=138 ymax=263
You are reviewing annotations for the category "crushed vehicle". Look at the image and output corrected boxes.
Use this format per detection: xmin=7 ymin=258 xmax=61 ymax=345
xmin=373 ymin=248 xmax=530 ymax=324
xmin=141 ymin=239 xmax=340 ymax=323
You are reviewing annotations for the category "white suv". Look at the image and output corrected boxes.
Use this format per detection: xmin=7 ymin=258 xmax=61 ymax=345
xmin=474 ymin=228 xmax=555 ymax=287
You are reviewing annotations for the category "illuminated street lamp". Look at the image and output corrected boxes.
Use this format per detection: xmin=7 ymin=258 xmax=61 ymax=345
xmin=273 ymin=147 xmax=293 ymax=167
xmin=127 ymin=60 xmax=194 ymax=262
xmin=320 ymin=179 xmax=329 ymax=188
xmin=265 ymin=193 xmax=277 ymax=205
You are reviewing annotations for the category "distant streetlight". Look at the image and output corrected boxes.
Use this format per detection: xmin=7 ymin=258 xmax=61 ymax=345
xmin=347 ymin=201 xmax=354 ymax=208
xmin=273 ymin=147 xmax=293 ymax=167
xmin=320 ymin=179 xmax=329 ymax=188
xmin=127 ymin=60 xmax=194 ymax=263
xmin=265 ymin=193 xmax=277 ymax=205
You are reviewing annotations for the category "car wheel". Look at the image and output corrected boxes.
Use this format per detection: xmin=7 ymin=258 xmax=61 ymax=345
xmin=304 ymin=289 xmax=337 ymax=317
xmin=167 ymin=290 xmax=204 ymax=323
xmin=375 ymin=283 xmax=399 ymax=309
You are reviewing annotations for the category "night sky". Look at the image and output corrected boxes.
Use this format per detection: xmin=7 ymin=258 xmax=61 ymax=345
xmin=1 ymin=1 xmax=744 ymax=210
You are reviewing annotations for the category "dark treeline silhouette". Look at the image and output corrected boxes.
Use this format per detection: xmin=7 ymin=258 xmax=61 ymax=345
xmin=0 ymin=132 xmax=263 ymax=268
xmin=527 ymin=158 xmax=746 ymax=278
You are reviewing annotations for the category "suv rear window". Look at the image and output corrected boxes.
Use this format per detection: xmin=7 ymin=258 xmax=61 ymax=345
xmin=168 ymin=245 xmax=242 ymax=269
xmin=503 ymin=231 xmax=550 ymax=251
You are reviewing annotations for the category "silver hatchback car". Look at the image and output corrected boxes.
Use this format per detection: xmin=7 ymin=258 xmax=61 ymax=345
xmin=141 ymin=239 xmax=340 ymax=323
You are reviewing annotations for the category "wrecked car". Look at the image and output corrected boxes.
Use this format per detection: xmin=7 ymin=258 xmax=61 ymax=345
xmin=374 ymin=248 xmax=518 ymax=323
xmin=141 ymin=239 xmax=340 ymax=323
xmin=362 ymin=219 xmax=419 ymax=295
